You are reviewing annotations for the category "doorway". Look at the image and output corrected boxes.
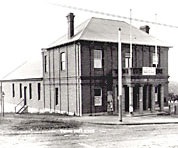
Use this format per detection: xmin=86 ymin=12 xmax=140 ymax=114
xmin=24 ymin=86 xmax=27 ymax=106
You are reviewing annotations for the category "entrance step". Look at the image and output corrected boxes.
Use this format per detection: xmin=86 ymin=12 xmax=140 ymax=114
xmin=16 ymin=105 xmax=28 ymax=114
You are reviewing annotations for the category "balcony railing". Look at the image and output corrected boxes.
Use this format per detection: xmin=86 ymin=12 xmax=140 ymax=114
xmin=123 ymin=67 xmax=163 ymax=75
xmin=113 ymin=67 xmax=164 ymax=76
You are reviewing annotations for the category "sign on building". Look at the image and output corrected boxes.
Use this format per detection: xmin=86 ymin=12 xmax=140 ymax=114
xmin=142 ymin=67 xmax=156 ymax=75
xmin=94 ymin=96 xmax=102 ymax=106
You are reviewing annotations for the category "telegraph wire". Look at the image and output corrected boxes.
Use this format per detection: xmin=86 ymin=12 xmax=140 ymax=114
xmin=50 ymin=2 xmax=178 ymax=29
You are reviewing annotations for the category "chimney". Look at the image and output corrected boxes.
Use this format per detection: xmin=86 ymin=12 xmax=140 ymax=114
xmin=66 ymin=13 xmax=75 ymax=39
xmin=140 ymin=25 xmax=150 ymax=34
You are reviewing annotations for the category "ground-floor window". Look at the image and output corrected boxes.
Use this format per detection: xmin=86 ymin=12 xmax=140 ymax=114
xmin=94 ymin=88 xmax=102 ymax=106
xmin=55 ymin=88 xmax=58 ymax=105
xmin=20 ymin=83 xmax=22 ymax=98
xmin=12 ymin=83 xmax=15 ymax=98
xmin=37 ymin=83 xmax=41 ymax=100
xmin=29 ymin=83 xmax=32 ymax=99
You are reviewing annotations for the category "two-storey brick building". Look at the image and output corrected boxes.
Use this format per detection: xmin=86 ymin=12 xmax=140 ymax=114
xmin=42 ymin=13 xmax=170 ymax=116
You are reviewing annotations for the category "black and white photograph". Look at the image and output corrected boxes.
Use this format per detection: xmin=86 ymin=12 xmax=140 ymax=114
xmin=1 ymin=0 xmax=178 ymax=147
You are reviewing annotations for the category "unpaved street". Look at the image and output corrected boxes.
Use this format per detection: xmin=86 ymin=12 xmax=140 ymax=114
xmin=1 ymin=114 xmax=178 ymax=148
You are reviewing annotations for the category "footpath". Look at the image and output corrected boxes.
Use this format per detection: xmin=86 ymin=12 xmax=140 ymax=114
xmin=75 ymin=114 xmax=178 ymax=125
xmin=2 ymin=108 xmax=178 ymax=126
xmin=70 ymin=107 xmax=178 ymax=125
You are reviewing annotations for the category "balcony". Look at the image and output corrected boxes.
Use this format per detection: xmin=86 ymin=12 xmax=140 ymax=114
xmin=112 ymin=67 xmax=164 ymax=77
xmin=122 ymin=67 xmax=163 ymax=75
xmin=112 ymin=67 xmax=168 ymax=84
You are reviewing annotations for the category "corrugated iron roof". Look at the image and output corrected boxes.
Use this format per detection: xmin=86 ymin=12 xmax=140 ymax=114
xmin=49 ymin=17 xmax=172 ymax=48
xmin=1 ymin=59 xmax=42 ymax=81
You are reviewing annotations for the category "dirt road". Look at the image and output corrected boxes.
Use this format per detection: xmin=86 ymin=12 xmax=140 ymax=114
xmin=1 ymin=114 xmax=178 ymax=148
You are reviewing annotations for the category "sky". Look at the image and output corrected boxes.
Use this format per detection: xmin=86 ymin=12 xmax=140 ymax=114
xmin=0 ymin=0 xmax=178 ymax=81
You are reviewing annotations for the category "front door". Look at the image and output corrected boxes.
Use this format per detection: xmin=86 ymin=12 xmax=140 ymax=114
xmin=24 ymin=86 xmax=27 ymax=106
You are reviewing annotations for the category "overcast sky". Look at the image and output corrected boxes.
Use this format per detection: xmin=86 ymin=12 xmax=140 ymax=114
xmin=0 ymin=0 xmax=178 ymax=81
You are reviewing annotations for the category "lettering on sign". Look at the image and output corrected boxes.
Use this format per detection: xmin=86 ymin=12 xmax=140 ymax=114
xmin=142 ymin=67 xmax=156 ymax=75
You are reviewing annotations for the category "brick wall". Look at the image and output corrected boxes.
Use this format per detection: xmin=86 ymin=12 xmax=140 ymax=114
xmin=80 ymin=41 xmax=169 ymax=114
xmin=43 ymin=40 xmax=169 ymax=115
xmin=43 ymin=43 xmax=81 ymax=115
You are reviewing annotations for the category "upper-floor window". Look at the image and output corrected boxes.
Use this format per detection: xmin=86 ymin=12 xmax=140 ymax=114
xmin=60 ymin=52 xmax=66 ymax=71
xmin=44 ymin=55 xmax=47 ymax=73
xmin=125 ymin=53 xmax=130 ymax=68
xmin=94 ymin=50 xmax=102 ymax=68
xmin=152 ymin=53 xmax=159 ymax=67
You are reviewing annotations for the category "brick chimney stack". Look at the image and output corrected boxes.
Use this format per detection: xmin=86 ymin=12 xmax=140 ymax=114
xmin=66 ymin=13 xmax=75 ymax=39
xmin=140 ymin=25 xmax=150 ymax=34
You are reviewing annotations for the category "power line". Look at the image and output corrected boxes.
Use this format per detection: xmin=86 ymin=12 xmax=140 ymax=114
xmin=50 ymin=3 xmax=178 ymax=29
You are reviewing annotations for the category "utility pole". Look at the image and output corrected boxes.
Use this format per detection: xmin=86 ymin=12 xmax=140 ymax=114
xmin=0 ymin=82 xmax=4 ymax=117
xmin=118 ymin=28 xmax=122 ymax=122
xmin=2 ymin=91 xmax=4 ymax=117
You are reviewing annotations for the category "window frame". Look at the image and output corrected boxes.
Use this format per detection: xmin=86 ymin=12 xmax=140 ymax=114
xmin=44 ymin=55 xmax=47 ymax=73
xmin=29 ymin=83 xmax=32 ymax=99
xmin=152 ymin=53 xmax=159 ymax=67
xmin=94 ymin=87 xmax=102 ymax=106
xmin=60 ymin=52 xmax=66 ymax=71
xmin=125 ymin=53 xmax=130 ymax=68
xmin=19 ymin=83 xmax=22 ymax=98
xmin=37 ymin=83 xmax=41 ymax=101
xmin=12 ymin=83 xmax=15 ymax=98
xmin=55 ymin=87 xmax=59 ymax=105
xmin=94 ymin=49 xmax=102 ymax=69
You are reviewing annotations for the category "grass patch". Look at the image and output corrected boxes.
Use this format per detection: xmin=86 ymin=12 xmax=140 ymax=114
xmin=0 ymin=118 xmax=12 ymax=125
xmin=12 ymin=119 xmax=83 ymax=131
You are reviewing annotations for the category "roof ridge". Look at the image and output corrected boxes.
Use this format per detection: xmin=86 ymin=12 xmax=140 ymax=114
xmin=90 ymin=16 xmax=124 ymax=23
xmin=1 ymin=59 xmax=42 ymax=80
xmin=48 ymin=34 xmax=66 ymax=47
xmin=78 ymin=17 xmax=93 ymax=40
